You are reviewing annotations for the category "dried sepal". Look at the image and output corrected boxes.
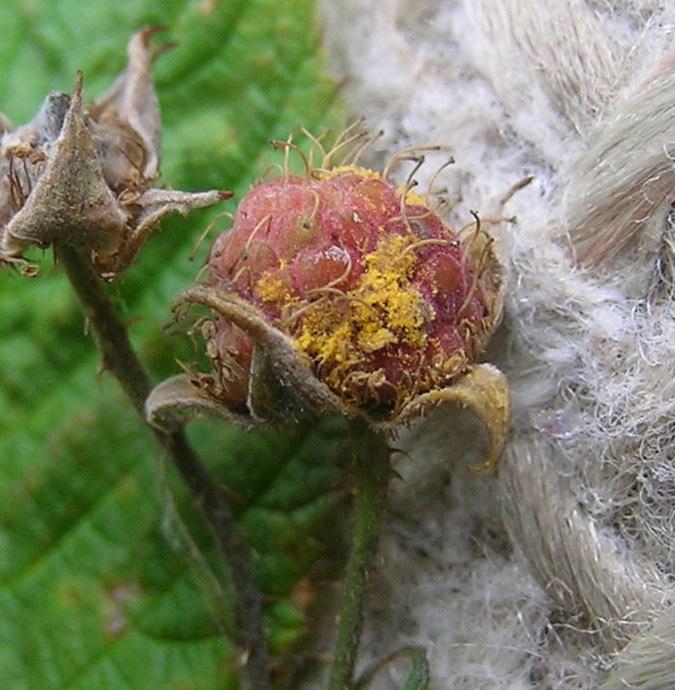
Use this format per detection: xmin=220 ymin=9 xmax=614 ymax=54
xmin=0 ymin=29 xmax=227 ymax=277
xmin=89 ymin=27 xmax=164 ymax=182
xmin=145 ymin=373 xmax=259 ymax=430
xmin=96 ymin=188 xmax=231 ymax=278
xmin=180 ymin=285 xmax=351 ymax=424
xmin=2 ymin=73 xmax=127 ymax=259
xmin=386 ymin=363 xmax=510 ymax=474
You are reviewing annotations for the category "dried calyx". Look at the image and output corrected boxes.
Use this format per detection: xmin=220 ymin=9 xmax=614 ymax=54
xmin=0 ymin=29 xmax=228 ymax=278
xmin=147 ymin=129 xmax=511 ymax=473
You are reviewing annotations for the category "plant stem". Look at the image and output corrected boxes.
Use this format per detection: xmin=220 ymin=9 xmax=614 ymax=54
xmin=328 ymin=423 xmax=392 ymax=690
xmin=57 ymin=245 xmax=270 ymax=690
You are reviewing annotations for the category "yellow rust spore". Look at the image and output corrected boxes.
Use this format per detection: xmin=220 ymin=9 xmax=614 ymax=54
xmin=399 ymin=187 xmax=428 ymax=207
xmin=314 ymin=164 xmax=383 ymax=182
xmin=293 ymin=233 xmax=433 ymax=405
xmin=256 ymin=273 xmax=292 ymax=303
xmin=315 ymin=165 xmax=428 ymax=206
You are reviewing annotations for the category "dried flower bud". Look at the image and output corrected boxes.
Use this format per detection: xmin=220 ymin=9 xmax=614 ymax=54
xmin=147 ymin=132 xmax=510 ymax=472
xmin=0 ymin=29 xmax=228 ymax=277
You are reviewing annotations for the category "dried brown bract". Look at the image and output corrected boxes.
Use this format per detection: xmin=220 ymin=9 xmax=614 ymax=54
xmin=0 ymin=29 xmax=228 ymax=278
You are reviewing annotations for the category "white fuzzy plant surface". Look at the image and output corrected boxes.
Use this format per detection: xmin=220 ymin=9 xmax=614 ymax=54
xmin=316 ymin=1 xmax=675 ymax=688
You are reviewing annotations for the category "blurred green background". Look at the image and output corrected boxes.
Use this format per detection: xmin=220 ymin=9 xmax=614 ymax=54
xmin=0 ymin=1 xmax=346 ymax=688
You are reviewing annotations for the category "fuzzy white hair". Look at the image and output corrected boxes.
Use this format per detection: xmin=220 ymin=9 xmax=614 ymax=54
xmin=317 ymin=1 xmax=675 ymax=687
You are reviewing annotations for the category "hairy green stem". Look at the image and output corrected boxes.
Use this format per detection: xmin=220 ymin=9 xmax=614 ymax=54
xmin=328 ymin=424 xmax=392 ymax=690
xmin=155 ymin=448 xmax=238 ymax=640
xmin=57 ymin=245 xmax=270 ymax=690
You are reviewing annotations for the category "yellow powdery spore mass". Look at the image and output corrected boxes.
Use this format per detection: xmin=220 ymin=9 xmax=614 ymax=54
xmin=399 ymin=187 xmax=428 ymax=207
xmin=358 ymin=233 xmax=431 ymax=346
xmin=294 ymin=233 xmax=433 ymax=402
xmin=313 ymin=164 xmax=383 ymax=182
xmin=256 ymin=273 xmax=292 ymax=304
xmin=316 ymin=165 xmax=428 ymax=207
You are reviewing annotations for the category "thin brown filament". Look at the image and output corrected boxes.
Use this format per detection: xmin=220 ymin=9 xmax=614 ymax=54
xmin=426 ymin=156 xmax=455 ymax=197
xmin=457 ymin=234 xmax=493 ymax=320
xmin=244 ymin=214 xmax=272 ymax=254
xmin=325 ymin=117 xmax=366 ymax=161
xmin=470 ymin=210 xmax=481 ymax=241
xmin=172 ymin=299 xmax=194 ymax=323
xmin=189 ymin=209 xmax=233 ymax=261
xmin=398 ymin=158 xmax=425 ymax=234
xmin=398 ymin=237 xmax=457 ymax=260
xmin=8 ymin=154 xmax=23 ymax=210
xmin=455 ymin=212 xmax=483 ymax=316
xmin=268 ymin=133 xmax=293 ymax=177
xmin=281 ymin=295 xmax=329 ymax=327
xmin=383 ymin=145 xmax=445 ymax=180
xmin=307 ymin=187 xmax=321 ymax=225
xmin=175 ymin=357 xmax=195 ymax=375
xmin=222 ymin=216 xmax=278 ymax=288
xmin=117 ymin=135 xmax=147 ymax=178
xmin=384 ymin=154 xmax=421 ymax=182
xmin=475 ymin=237 xmax=495 ymax=279
xmin=259 ymin=162 xmax=285 ymax=182
xmin=309 ymin=166 xmax=331 ymax=179
xmin=306 ymin=286 xmax=383 ymax=322
xmin=383 ymin=209 xmax=435 ymax=227
xmin=304 ymin=250 xmax=353 ymax=296
xmin=301 ymin=127 xmax=329 ymax=167
xmin=231 ymin=263 xmax=252 ymax=286
xmin=458 ymin=214 xmax=512 ymax=237
xmin=432 ymin=196 xmax=452 ymax=215
xmin=324 ymin=129 xmax=370 ymax=169
xmin=193 ymin=262 xmax=211 ymax=285
xmin=270 ymin=136 xmax=311 ymax=178
xmin=343 ymin=130 xmax=385 ymax=167
xmin=499 ymin=175 xmax=534 ymax=207
xmin=283 ymin=133 xmax=292 ymax=177
xmin=456 ymin=282 xmax=477 ymax=323
xmin=403 ymin=156 xmax=426 ymax=192
xmin=21 ymin=157 xmax=33 ymax=197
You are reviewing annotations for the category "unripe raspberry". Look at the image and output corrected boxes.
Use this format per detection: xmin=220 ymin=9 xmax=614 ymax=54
xmin=204 ymin=159 xmax=502 ymax=419
xmin=142 ymin=134 xmax=511 ymax=471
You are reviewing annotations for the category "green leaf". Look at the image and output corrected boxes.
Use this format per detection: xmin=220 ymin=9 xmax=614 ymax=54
xmin=0 ymin=1 xmax=344 ymax=688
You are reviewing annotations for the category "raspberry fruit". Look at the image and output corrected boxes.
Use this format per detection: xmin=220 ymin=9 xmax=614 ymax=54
xmin=204 ymin=156 xmax=502 ymax=420
xmin=146 ymin=132 xmax=511 ymax=472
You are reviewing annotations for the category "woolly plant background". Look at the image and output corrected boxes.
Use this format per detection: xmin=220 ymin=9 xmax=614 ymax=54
xmin=317 ymin=1 xmax=675 ymax=688
xmin=0 ymin=2 xmax=346 ymax=689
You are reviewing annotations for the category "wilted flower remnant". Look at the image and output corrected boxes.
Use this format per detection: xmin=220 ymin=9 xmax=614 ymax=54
xmin=0 ymin=29 xmax=227 ymax=278
xmin=148 ymin=128 xmax=510 ymax=473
